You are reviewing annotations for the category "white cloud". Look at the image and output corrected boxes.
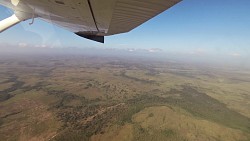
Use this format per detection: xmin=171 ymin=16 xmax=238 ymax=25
xmin=147 ymin=48 xmax=162 ymax=53
xmin=18 ymin=42 xmax=28 ymax=48
xmin=188 ymin=48 xmax=207 ymax=55
xmin=35 ymin=44 xmax=49 ymax=48
xmin=128 ymin=49 xmax=135 ymax=52
xmin=125 ymin=48 xmax=162 ymax=53
xmin=229 ymin=53 xmax=241 ymax=57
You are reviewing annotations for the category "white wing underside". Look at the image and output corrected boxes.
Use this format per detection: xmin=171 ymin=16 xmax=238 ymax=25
xmin=0 ymin=0 xmax=181 ymax=42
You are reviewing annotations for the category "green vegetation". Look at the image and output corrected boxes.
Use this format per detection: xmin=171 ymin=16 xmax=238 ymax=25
xmin=52 ymin=130 xmax=89 ymax=141
xmin=162 ymin=129 xmax=176 ymax=137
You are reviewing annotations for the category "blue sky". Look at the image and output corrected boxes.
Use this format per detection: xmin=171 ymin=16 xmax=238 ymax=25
xmin=0 ymin=0 xmax=250 ymax=58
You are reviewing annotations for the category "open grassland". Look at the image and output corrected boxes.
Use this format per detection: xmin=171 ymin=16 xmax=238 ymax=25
xmin=93 ymin=106 xmax=248 ymax=141
xmin=0 ymin=55 xmax=250 ymax=141
xmin=131 ymin=106 xmax=248 ymax=141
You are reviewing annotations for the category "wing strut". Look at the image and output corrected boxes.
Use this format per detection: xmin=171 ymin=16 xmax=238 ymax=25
xmin=0 ymin=11 xmax=33 ymax=33
xmin=0 ymin=14 xmax=21 ymax=33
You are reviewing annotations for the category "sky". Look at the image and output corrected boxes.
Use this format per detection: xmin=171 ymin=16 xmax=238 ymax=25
xmin=0 ymin=0 xmax=250 ymax=60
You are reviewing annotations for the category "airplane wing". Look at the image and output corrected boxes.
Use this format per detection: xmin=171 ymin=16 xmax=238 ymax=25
xmin=0 ymin=0 xmax=181 ymax=43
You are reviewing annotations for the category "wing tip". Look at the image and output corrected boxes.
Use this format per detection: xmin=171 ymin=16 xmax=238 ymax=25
xmin=75 ymin=32 xmax=104 ymax=43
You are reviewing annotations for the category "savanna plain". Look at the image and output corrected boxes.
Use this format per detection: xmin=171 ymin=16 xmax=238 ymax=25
xmin=0 ymin=53 xmax=250 ymax=141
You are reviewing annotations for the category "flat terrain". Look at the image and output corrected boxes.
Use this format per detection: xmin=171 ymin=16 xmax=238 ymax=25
xmin=0 ymin=54 xmax=250 ymax=141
